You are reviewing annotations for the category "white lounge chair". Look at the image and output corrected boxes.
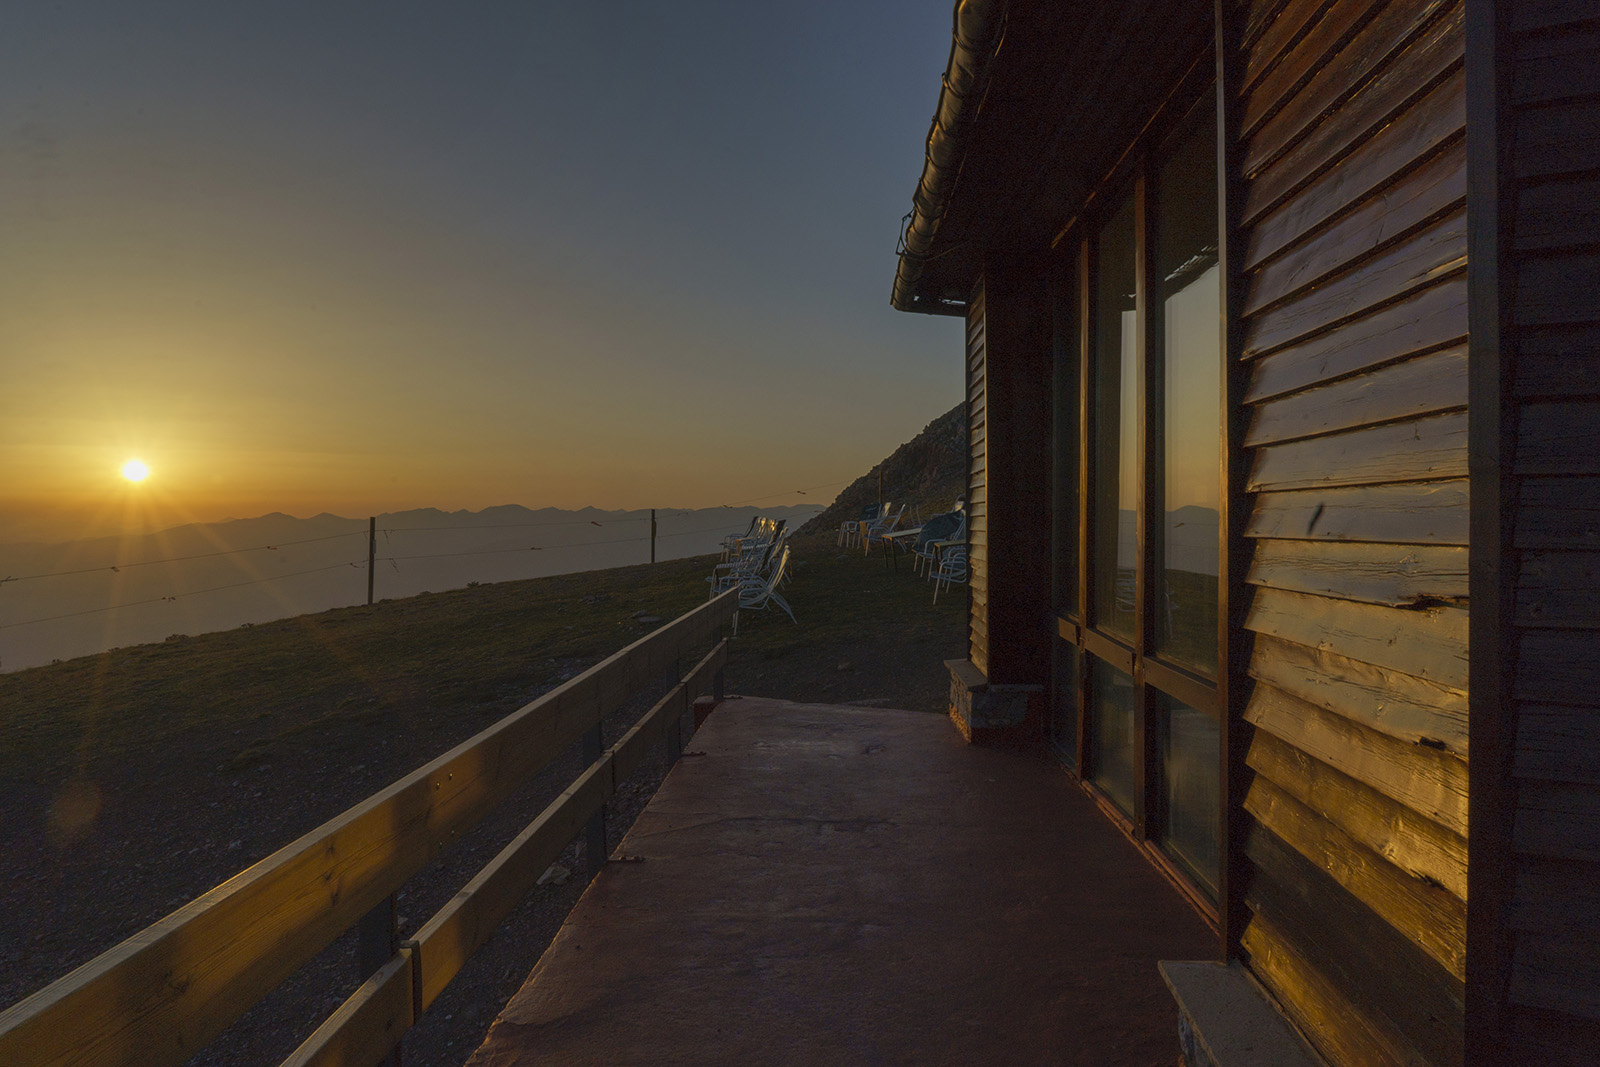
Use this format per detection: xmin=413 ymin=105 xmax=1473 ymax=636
xmin=931 ymin=545 xmax=967 ymax=605
xmin=732 ymin=545 xmax=795 ymax=633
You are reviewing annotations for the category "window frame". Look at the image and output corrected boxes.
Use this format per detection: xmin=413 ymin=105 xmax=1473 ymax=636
xmin=1050 ymin=77 xmax=1226 ymax=925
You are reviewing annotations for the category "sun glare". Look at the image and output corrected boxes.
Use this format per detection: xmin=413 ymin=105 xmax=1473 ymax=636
xmin=122 ymin=459 xmax=150 ymax=482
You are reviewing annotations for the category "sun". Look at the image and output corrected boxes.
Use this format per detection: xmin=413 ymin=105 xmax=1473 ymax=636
xmin=122 ymin=459 xmax=150 ymax=482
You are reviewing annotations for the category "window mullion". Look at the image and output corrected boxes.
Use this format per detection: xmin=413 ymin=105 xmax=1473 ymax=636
xmin=1133 ymin=170 xmax=1153 ymax=839
xmin=1076 ymin=238 xmax=1094 ymax=779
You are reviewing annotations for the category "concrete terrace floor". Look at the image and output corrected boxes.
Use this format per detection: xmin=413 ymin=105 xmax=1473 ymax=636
xmin=466 ymin=698 xmax=1218 ymax=1067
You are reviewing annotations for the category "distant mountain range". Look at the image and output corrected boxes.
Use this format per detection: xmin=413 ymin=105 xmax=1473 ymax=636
xmin=0 ymin=504 xmax=819 ymax=672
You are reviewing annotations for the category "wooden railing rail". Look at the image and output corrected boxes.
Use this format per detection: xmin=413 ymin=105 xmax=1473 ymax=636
xmin=0 ymin=590 xmax=737 ymax=1067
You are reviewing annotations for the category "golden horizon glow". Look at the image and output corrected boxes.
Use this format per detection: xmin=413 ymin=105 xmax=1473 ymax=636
xmin=122 ymin=459 xmax=150 ymax=482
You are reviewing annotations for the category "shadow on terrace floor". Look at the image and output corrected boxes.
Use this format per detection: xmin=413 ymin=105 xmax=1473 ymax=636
xmin=467 ymin=697 xmax=1217 ymax=1067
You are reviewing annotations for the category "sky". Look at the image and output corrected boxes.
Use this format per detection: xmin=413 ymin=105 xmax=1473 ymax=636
xmin=0 ymin=2 xmax=960 ymax=543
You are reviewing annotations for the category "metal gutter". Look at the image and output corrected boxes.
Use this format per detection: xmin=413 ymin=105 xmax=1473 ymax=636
xmin=891 ymin=0 xmax=1009 ymax=316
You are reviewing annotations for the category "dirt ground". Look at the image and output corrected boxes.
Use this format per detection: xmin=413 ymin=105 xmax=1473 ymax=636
xmin=1 ymin=539 xmax=965 ymax=1066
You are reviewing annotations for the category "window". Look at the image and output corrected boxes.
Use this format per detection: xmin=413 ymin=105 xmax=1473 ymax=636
xmin=1091 ymin=192 xmax=1138 ymax=642
xmin=1050 ymin=92 xmax=1222 ymax=906
xmin=1156 ymin=116 xmax=1221 ymax=674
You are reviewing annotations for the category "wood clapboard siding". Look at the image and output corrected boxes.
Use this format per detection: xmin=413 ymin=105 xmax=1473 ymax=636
xmin=1503 ymin=7 xmax=1600 ymax=1053
xmin=1232 ymin=0 xmax=1468 ymax=1063
xmin=967 ymin=281 xmax=989 ymax=675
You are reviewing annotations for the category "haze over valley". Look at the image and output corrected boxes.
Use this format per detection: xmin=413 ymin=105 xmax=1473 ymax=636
xmin=0 ymin=503 xmax=818 ymax=672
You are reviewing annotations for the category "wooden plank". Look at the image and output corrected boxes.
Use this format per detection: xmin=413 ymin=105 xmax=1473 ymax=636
xmin=1243 ymin=822 xmax=1466 ymax=1065
xmin=1241 ymin=67 xmax=1465 ymax=267
xmin=1249 ymin=630 xmax=1468 ymax=754
xmin=1242 ymin=208 xmax=1467 ymax=359
xmin=279 ymin=948 xmax=414 ymax=1067
xmin=1240 ymin=0 xmax=1387 ymax=140
xmin=1246 ymin=537 xmax=1468 ymax=606
xmin=610 ymin=685 xmax=683 ymax=785
xmin=1245 ymin=776 xmax=1467 ymax=979
xmin=1245 ymin=479 xmax=1470 ymax=544
xmin=1241 ymin=0 xmax=1330 ymax=96
xmin=1515 ymin=550 xmax=1600 ymax=629
xmin=1513 ymin=324 xmax=1600 ymax=398
xmin=1516 ymin=401 xmax=1600 ymax=474
xmin=1511 ymin=856 xmax=1600 ymax=933
xmin=1244 ymin=0 xmax=1461 ymax=191
xmin=1515 ymin=476 xmax=1600 ymax=550
xmin=682 ymin=639 xmax=730 ymax=700
xmin=1245 ymin=585 xmax=1468 ymax=689
xmin=1511 ymin=2 xmax=1600 ymax=31
xmin=1515 ymin=780 xmax=1600 ymax=863
xmin=0 ymin=589 xmax=736 ymax=1067
xmin=411 ymin=757 xmax=611 ymax=1013
xmin=1247 ymin=410 xmax=1467 ymax=492
xmin=1241 ymin=911 xmax=1423 ymax=1067
xmin=1517 ymin=630 xmax=1600 ymax=706
xmin=1244 ymin=139 xmax=1465 ymax=310
xmin=1516 ymin=176 xmax=1600 ymax=253
xmin=1245 ymin=727 xmax=1467 ymax=897
xmin=1516 ymin=705 xmax=1600 ymax=785
xmin=1513 ymin=252 xmax=1600 ymax=327
xmin=1511 ymin=23 xmax=1600 ymax=105
xmin=1243 ymin=65 xmax=1464 ymax=236
xmin=1514 ymin=94 xmax=1600 ymax=179
xmin=412 ymin=641 xmax=724 ymax=1013
xmin=1243 ymin=276 xmax=1466 ymax=402
xmin=1244 ymin=345 xmax=1467 ymax=447
xmin=1508 ymin=1005 xmax=1600 ymax=1067
xmin=1512 ymin=931 xmax=1600 ymax=1019
xmin=1246 ymin=681 xmax=1467 ymax=833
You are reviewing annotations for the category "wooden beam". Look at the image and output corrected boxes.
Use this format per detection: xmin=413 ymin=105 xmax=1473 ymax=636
xmin=1216 ymin=0 xmax=1253 ymax=959
xmin=1464 ymin=0 xmax=1516 ymax=1058
xmin=410 ymin=757 xmax=612 ymax=1014
xmin=280 ymin=948 xmax=414 ymax=1067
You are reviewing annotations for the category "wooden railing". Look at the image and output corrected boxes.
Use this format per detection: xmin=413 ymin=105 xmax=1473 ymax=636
xmin=0 ymin=588 xmax=738 ymax=1067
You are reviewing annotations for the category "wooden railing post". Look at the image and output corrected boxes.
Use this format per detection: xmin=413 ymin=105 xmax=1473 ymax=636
xmin=582 ymin=724 xmax=606 ymax=874
xmin=665 ymin=657 xmax=685 ymax=762
xmin=665 ymin=704 xmax=683 ymax=764
xmin=356 ymin=894 xmax=401 ymax=1066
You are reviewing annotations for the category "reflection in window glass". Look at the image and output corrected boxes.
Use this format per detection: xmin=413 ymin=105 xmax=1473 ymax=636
xmin=1089 ymin=659 xmax=1138 ymax=818
xmin=1158 ymin=697 xmax=1220 ymax=900
xmin=1091 ymin=192 xmax=1137 ymax=641
xmin=1156 ymin=109 xmax=1221 ymax=674
xmin=1053 ymin=269 xmax=1080 ymax=619
xmin=1050 ymin=639 xmax=1079 ymax=763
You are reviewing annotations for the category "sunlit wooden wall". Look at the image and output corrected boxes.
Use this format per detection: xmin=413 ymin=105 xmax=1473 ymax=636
xmin=1229 ymin=0 xmax=1469 ymax=1063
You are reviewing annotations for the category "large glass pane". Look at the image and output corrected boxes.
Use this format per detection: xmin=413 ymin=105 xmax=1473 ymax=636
xmin=1049 ymin=638 xmax=1079 ymax=764
xmin=1088 ymin=658 xmax=1138 ymax=818
xmin=1158 ymin=696 xmax=1221 ymax=900
xmin=1091 ymin=192 xmax=1138 ymax=640
xmin=1155 ymin=108 xmax=1221 ymax=673
xmin=1053 ymin=267 xmax=1080 ymax=619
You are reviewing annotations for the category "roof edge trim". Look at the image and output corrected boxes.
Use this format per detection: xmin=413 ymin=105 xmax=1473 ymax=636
xmin=890 ymin=0 xmax=1009 ymax=315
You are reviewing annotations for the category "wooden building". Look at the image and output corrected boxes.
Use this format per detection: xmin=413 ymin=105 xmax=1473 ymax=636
xmin=890 ymin=2 xmax=1599 ymax=1064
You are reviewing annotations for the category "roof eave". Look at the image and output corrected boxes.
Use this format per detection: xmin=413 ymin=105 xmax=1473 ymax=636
xmin=890 ymin=0 xmax=1008 ymax=315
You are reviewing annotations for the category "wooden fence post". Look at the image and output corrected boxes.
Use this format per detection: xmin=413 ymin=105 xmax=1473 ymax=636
xmin=356 ymin=894 xmax=401 ymax=1066
xmin=367 ymin=517 xmax=376 ymax=606
xmin=582 ymin=725 xmax=606 ymax=875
